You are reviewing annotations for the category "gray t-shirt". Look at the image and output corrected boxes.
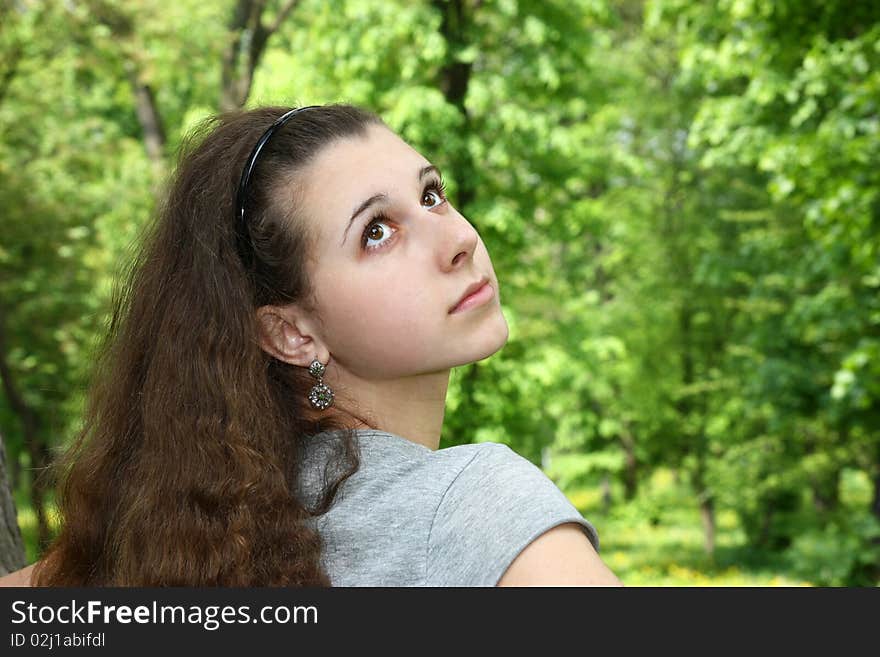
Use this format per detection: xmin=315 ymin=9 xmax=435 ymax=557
xmin=296 ymin=429 xmax=600 ymax=586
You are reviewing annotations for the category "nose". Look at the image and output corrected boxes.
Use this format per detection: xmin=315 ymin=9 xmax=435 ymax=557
xmin=436 ymin=209 xmax=479 ymax=272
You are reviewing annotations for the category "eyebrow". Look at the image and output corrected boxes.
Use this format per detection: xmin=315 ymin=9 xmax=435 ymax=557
xmin=341 ymin=164 xmax=441 ymax=246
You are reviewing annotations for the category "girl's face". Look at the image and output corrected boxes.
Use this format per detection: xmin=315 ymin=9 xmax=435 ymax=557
xmin=293 ymin=123 xmax=509 ymax=380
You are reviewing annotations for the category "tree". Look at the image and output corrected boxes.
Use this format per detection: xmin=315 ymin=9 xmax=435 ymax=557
xmin=0 ymin=428 xmax=26 ymax=574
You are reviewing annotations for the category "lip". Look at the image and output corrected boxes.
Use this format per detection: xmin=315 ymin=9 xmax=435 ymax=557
xmin=449 ymin=277 xmax=493 ymax=314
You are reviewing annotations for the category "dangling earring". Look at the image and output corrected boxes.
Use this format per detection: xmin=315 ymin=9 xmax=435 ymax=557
xmin=307 ymin=358 xmax=334 ymax=410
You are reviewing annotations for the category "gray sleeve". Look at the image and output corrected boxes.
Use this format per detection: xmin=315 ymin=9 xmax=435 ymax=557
xmin=425 ymin=443 xmax=600 ymax=586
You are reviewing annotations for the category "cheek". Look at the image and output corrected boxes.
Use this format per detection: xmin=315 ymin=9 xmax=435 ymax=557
xmin=315 ymin=272 xmax=442 ymax=373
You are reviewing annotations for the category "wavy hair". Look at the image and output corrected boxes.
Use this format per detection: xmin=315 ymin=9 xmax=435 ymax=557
xmin=32 ymin=104 xmax=385 ymax=585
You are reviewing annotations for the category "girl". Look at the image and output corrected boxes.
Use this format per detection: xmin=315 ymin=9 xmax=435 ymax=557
xmin=3 ymin=104 xmax=620 ymax=586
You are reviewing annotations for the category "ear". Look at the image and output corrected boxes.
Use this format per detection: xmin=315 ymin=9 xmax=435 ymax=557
xmin=255 ymin=304 xmax=329 ymax=367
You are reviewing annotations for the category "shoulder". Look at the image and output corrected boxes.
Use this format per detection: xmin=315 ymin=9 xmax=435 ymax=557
xmin=497 ymin=522 xmax=623 ymax=586
xmin=433 ymin=442 xmax=597 ymax=543
xmin=0 ymin=564 xmax=35 ymax=587
xmin=348 ymin=431 xmax=490 ymax=493
xmin=429 ymin=440 xmax=539 ymax=481
xmin=425 ymin=441 xmax=610 ymax=586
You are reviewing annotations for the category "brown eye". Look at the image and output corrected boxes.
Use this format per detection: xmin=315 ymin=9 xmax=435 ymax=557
xmin=361 ymin=213 xmax=396 ymax=251
xmin=422 ymin=178 xmax=448 ymax=208
xmin=422 ymin=190 xmax=443 ymax=206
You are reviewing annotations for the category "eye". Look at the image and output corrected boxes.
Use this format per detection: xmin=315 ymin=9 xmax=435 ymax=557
xmin=361 ymin=212 xmax=396 ymax=251
xmin=422 ymin=177 xmax=448 ymax=208
xmin=360 ymin=177 xmax=449 ymax=252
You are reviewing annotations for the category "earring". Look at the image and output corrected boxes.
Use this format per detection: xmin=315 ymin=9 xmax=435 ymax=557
xmin=307 ymin=358 xmax=334 ymax=410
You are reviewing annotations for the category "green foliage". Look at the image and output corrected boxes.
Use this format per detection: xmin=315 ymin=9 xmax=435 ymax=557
xmin=577 ymin=469 xmax=815 ymax=586
xmin=788 ymin=511 xmax=880 ymax=587
xmin=1 ymin=0 xmax=878 ymax=584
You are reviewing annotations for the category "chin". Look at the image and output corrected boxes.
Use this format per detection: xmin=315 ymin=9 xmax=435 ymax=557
xmin=464 ymin=312 xmax=510 ymax=364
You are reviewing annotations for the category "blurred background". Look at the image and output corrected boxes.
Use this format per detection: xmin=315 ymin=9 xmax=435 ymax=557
xmin=0 ymin=0 xmax=878 ymax=586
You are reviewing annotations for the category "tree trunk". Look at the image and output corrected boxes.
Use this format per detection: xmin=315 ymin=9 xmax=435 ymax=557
xmin=0 ymin=427 xmax=27 ymax=574
xmin=126 ymin=66 xmax=166 ymax=170
xmin=85 ymin=2 xmax=168 ymax=177
xmin=757 ymin=506 xmax=774 ymax=549
xmin=601 ymin=474 xmax=612 ymax=513
xmin=26 ymin=439 xmax=51 ymax=550
xmin=692 ymin=462 xmax=716 ymax=556
xmin=432 ymin=0 xmax=481 ymax=210
xmin=869 ymin=463 xmax=880 ymax=582
xmin=869 ymin=432 xmax=880 ymax=526
xmin=674 ymin=299 xmax=716 ymax=556
xmin=699 ymin=494 xmax=716 ymax=557
xmin=220 ymin=0 xmax=301 ymax=111
xmin=871 ymin=445 xmax=880 ymax=538
xmin=619 ymin=426 xmax=638 ymax=500
xmin=0 ymin=303 xmax=50 ymax=549
xmin=0 ymin=40 xmax=22 ymax=107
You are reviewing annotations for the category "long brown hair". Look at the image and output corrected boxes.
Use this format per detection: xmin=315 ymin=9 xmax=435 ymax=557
xmin=33 ymin=104 xmax=385 ymax=585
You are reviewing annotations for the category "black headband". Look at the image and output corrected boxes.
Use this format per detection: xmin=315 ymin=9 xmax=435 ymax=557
xmin=234 ymin=105 xmax=320 ymax=267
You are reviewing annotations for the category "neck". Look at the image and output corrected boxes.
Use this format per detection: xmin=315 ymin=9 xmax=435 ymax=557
xmin=320 ymin=367 xmax=451 ymax=451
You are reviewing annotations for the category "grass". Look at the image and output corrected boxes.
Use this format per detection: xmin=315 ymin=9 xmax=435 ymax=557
xmin=16 ymin=493 xmax=812 ymax=586
xmin=566 ymin=473 xmax=816 ymax=587
xmin=14 ymin=468 xmax=874 ymax=586
xmin=587 ymin=506 xmax=812 ymax=586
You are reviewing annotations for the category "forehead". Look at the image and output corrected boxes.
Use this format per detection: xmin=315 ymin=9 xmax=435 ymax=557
xmin=296 ymin=124 xmax=428 ymax=242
